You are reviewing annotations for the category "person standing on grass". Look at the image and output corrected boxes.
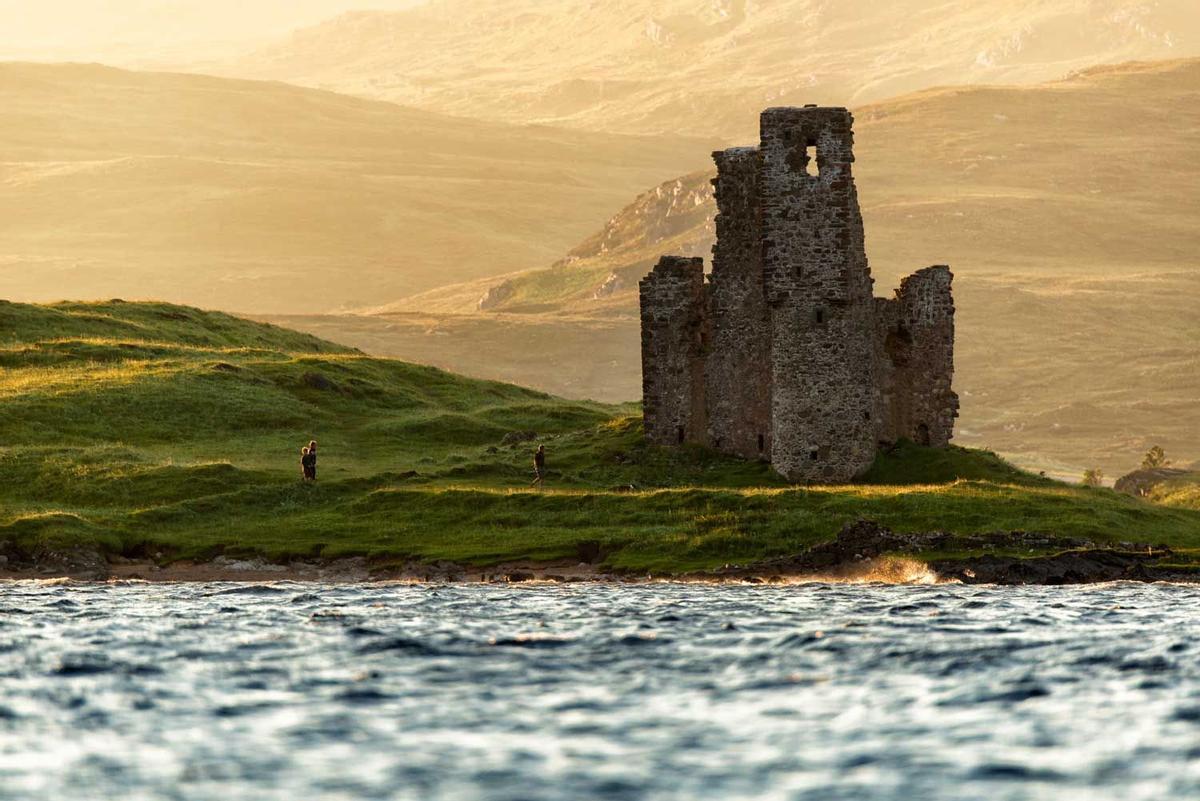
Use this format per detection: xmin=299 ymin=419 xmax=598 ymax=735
xmin=301 ymin=440 xmax=318 ymax=481
xmin=530 ymin=444 xmax=546 ymax=489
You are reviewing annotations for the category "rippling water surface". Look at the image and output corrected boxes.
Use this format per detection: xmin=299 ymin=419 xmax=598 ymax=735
xmin=2 ymin=581 xmax=1199 ymax=800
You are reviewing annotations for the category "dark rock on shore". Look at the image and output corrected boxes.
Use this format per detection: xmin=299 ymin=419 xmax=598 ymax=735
xmin=575 ymin=540 xmax=605 ymax=564
xmin=932 ymin=550 xmax=1169 ymax=585
xmin=502 ymin=572 xmax=535 ymax=583
xmin=372 ymin=559 xmax=467 ymax=583
xmin=715 ymin=519 xmax=1177 ymax=585
xmin=2 ymin=543 xmax=110 ymax=581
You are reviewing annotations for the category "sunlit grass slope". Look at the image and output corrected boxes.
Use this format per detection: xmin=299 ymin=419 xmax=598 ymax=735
xmin=1150 ymin=474 xmax=1200 ymax=512
xmin=2 ymin=300 xmax=1197 ymax=573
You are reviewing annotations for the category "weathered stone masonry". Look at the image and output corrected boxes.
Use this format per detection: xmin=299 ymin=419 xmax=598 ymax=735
xmin=639 ymin=255 xmax=708 ymax=447
xmin=639 ymin=106 xmax=959 ymax=482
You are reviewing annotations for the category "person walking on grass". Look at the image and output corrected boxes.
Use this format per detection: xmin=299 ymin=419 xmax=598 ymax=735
xmin=530 ymin=444 xmax=546 ymax=489
xmin=301 ymin=440 xmax=318 ymax=481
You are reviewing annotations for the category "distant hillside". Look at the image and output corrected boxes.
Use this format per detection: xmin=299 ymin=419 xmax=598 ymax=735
xmin=398 ymin=58 xmax=1200 ymax=314
xmin=228 ymin=0 xmax=1200 ymax=137
xmin=0 ymin=1 xmax=426 ymax=64
xmin=287 ymin=59 xmax=1200 ymax=478
xmin=0 ymin=63 xmax=710 ymax=313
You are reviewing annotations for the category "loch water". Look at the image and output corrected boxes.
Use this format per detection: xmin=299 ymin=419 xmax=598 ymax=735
xmin=1 ymin=581 xmax=1198 ymax=800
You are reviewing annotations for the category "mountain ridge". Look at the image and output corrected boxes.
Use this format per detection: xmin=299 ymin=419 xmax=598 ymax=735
xmin=225 ymin=0 xmax=1200 ymax=137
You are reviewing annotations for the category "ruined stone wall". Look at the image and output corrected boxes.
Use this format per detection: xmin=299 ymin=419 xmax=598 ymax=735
xmin=639 ymin=106 xmax=957 ymax=483
xmin=639 ymin=256 xmax=709 ymax=446
xmin=705 ymin=147 xmax=772 ymax=461
xmin=758 ymin=107 xmax=877 ymax=482
xmin=887 ymin=266 xmax=958 ymax=446
xmin=872 ymin=295 xmax=903 ymax=447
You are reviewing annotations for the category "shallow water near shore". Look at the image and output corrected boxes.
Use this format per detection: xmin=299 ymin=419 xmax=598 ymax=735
xmin=1 ymin=582 xmax=1199 ymax=800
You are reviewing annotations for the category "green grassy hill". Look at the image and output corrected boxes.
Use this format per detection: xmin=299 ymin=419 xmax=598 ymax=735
xmin=2 ymin=300 xmax=1198 ymax=574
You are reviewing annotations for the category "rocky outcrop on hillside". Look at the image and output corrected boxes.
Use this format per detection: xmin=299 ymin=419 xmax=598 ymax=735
xmin=554 ymin=172 xmax=715 ymax=267
xmin=593 ymin=273 xmax=625 ymax=299
xmin=477 ymin=281 xmax=515 ymax=311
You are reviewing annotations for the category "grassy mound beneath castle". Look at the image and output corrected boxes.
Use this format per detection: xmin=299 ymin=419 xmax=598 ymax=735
xmin=1146 ymin=473 xmax=1200 ymax=512
xmin=2 ymin=299 xmax=1199 ymax=575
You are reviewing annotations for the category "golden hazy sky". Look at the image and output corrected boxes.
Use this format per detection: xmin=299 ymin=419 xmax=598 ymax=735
xmin=0 ymin=0 xmax=425 ymax=62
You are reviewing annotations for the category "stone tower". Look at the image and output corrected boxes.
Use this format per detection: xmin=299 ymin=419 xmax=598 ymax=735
xmin=639 ymin=105 xmax=958 ymax=483
xmin=758 ymin=107 xmax=877 ymax=481
xmin=638 ymin=255 xmax=708 ymax=447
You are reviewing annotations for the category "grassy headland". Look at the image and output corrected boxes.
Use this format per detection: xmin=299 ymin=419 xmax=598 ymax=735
xmin=2 ymin=300 xmax=1198 ymax=576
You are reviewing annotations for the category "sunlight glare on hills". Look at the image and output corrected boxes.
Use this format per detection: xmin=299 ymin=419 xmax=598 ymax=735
xmin=228 ymin=0 xmax=1200 ymax=137
xmin=0 ymin=0 xmax=426 ymax=64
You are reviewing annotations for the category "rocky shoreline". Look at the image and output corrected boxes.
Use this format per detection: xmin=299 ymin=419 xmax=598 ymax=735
xmin=1 ymin=520 xmax=1194 ymax=585
xmin=710 ymin=520 xmax=1192 ymax=585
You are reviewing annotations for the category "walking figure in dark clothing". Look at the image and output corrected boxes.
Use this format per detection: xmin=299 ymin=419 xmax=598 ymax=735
xmin=301 ymin=440 xmax=318 ymax=481
xmin=530 ymin=444 xmax=546 ymax=488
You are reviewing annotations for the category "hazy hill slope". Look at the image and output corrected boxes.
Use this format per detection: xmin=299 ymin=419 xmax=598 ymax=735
xmin=229 ymin=0 xmax=1200 ymax=137
xmin=0 ymin=1 xmax=426 ymax=64
xmin=0 ymin=63 xmax=710 ymax=313
xmin=412 ymin=58 xmax=1200 ymax=314
xmin=288 ymin=60 xmax=1200 ymax=478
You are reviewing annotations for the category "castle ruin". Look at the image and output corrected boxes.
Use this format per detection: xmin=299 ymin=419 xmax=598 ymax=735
xmin=639 ymin=106 xmax=958 ymax=482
